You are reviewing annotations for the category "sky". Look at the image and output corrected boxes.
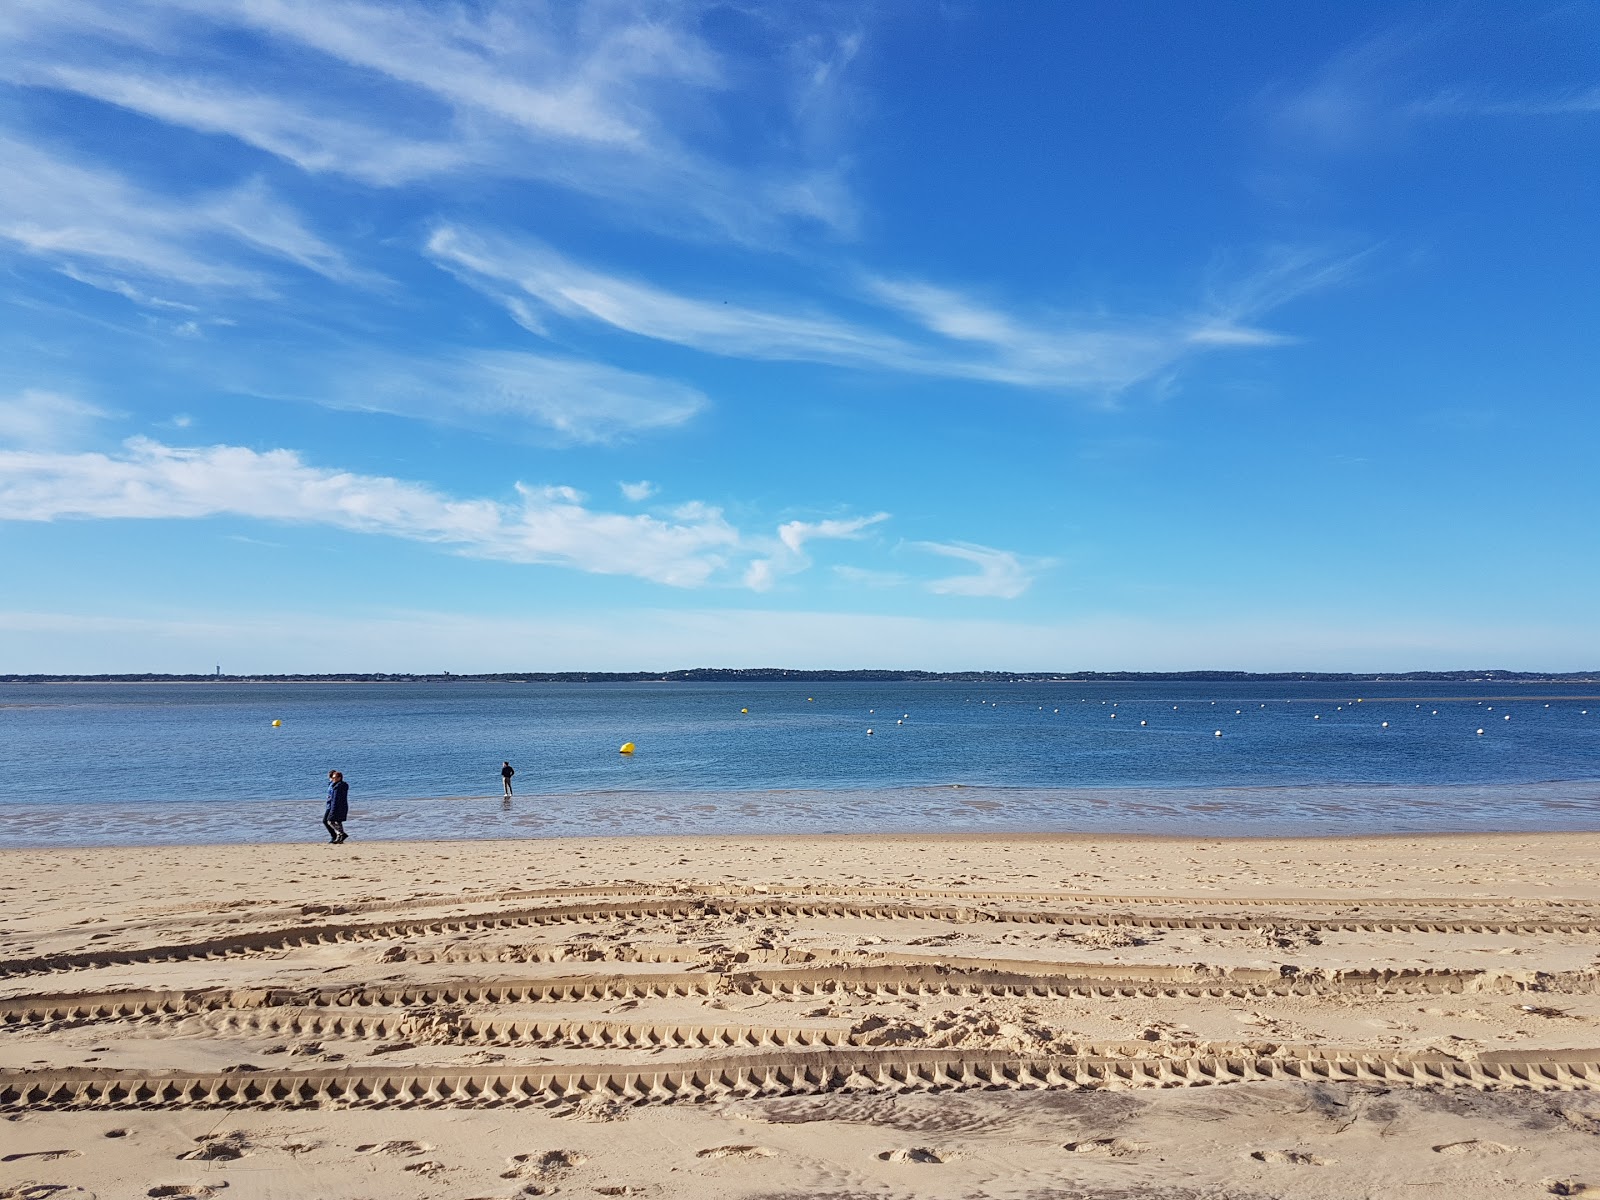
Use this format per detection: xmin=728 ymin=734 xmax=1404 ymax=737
xmin=1 ymin=1 xmax=1597 ymax=673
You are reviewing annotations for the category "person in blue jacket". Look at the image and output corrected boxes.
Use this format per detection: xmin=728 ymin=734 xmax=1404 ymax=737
xmin=323 ymin=770 xmax=350 ymax=843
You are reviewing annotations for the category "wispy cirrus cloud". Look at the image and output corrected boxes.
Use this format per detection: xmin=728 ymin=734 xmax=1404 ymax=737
xmin=311 ymin=349 xmax=707 ymax=445
xmin=1263 ymin=23 xmax=1600 ymax=155
xmin=427 ymin=225 xmax=921 ymax=368
xmin=1411 ymin=87 xmax=1600 ymax=118
xmin=0 ymin=438 xmax=896 ymax=590
xmin=2 ymin=0 xmax=859 ymax=242
xmin=0 ymin=133 xmax=371 ymax=296
xmin=431 ymin=225 xmax=1343 ymax=396
xmin=915 ymin=541 xmax=1044 ymax=600
xmin=0 ymin=390 xmax=111 ymax=448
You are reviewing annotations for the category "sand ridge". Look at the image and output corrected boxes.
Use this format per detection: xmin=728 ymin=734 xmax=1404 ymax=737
xmin=8 ymin=831 xmax=1600 ymax=1196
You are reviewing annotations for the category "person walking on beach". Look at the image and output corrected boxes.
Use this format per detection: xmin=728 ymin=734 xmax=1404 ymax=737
xmin=501 ymin=761 xmax=515 ymax=798
xmin=324 ymin=770 xmax=349 ymax=844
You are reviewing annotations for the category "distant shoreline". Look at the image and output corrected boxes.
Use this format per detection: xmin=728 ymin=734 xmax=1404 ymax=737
xmin=5 ymin=668 xmax=1598 ymax=684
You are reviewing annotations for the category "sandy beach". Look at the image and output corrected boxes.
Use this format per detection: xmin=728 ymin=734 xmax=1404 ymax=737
xmin=7 ymin=830 xmax=1600 ymax=1198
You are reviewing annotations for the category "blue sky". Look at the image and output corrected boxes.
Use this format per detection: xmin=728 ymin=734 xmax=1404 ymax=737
xmin=1 ymin=1 xmax=1596 ymax=672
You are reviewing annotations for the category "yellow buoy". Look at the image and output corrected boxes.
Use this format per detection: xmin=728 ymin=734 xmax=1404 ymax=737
xmin=740 ymin=708 xmax=748 ymax=713
xmin=271 ymin=719 xmax=282 ymax=727
xmin=808 ymin=697 xmax=814 ymax=702
xmin=619 ymin=742 xmax=636 ymax=754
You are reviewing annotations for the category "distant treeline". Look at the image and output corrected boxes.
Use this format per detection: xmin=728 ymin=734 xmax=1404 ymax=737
xmin=4 ymin=668 xmax=1597 ymax=684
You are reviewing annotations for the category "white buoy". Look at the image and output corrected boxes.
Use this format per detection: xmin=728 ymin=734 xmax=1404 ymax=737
xmin=1382 ymin=721 xmax=1389 ymax=728
xmin=866 ymin=728 xmax=874 ymax=735
xmin=1214 ymin=730 xmax=1222 ymax=737
xmin=1505 ymin=714 xmax=1511 ymax=720
xmin=1477 ymin=728 xmax=1485 ymax=735
xmin=1140 ymin=720 xmax=1147 ymax=726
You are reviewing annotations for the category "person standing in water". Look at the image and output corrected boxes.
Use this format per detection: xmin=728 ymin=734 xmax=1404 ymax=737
xmin=324 ymin=770 xmax=349 ymax=843
xmin=501 ymin=761 xmax=515 ymax=799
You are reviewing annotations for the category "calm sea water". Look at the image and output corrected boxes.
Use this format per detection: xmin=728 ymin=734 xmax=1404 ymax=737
xmin=2 ymin=680 xmax=1597 ymax=846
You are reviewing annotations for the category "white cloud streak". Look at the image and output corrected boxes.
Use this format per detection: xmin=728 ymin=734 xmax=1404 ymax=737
xmin=0 ymin=438 xmax=903 ymax=590
xmin=0 ymin=133 xmax=367 ymax=296
xmin=915 ymin=541 xmax=1042 ymax=600
xmin=430 ymin=227 xmax=1336 ymax=396
xmin=320 ymin=349 xmax=707 ymax=444
xmin=2 ymin=0 xmax=858 ymax=241
xmin=1412 ymin=87 xmax=1600 ymax=118
xmin=619 ymin=480 xmax=657 ymax=502
xmin=745 ymin=512 xmax=889 ymax=592
xmin=428 ymin=226 xmax=922 ymax=370
xmin=0 ymin=390 xmax=111 ymax=448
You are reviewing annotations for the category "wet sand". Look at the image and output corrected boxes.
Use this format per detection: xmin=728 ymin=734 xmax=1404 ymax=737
xmin=6 ymin=831 xmax=1600 ymax=1198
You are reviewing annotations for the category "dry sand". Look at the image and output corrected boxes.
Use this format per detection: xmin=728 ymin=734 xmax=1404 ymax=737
xmin=7 ymin=830 xmax=1600 ymax=1198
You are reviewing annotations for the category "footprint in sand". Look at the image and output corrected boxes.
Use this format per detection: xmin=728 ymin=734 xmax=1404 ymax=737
xmin=594 ymin=1188 xmax=647 ymax=1196
xmin=1543 ymin=1181 xmax=1587 ymax=1196
xmin=1433 ymin=1140 xmax=1517 ymax=1156
xmin=401 ymin=1161 xmax=449 ymax=1177
xmin=177 ymin=1133 xmax=251 ymax=1162
xmin=147 ymin=1187 xmax=226 ymax=1199
xmin=696 ymin=1145 xmax=776 ymax=1160
xmin=355 ymin=1139 xmax=431 ymax=1156
xmin=1064 ymin=1138 xmax=1140 ymax=1158
xmin=1250 ymin=1149 xmax=1334 ymax=1166
xmin=2 ymin=1188 xmax=96 ymax=1200
xmin=879 ymin=1147 xmax=955 ymax=1164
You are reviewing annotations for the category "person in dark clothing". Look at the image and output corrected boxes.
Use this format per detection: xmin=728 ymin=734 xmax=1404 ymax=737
xmin=324 ymin=770 xmax=349 ymax=843
xmin=501 ymin=761 xmax=515 ymax=798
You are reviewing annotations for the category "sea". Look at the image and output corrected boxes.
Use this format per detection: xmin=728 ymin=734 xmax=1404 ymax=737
xmin=1 ymin=679 xmax=1597 ymax=847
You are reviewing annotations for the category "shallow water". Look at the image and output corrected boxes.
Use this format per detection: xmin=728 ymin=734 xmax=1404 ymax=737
xmin=2 ymin=679 xmax=1597 ymax=845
